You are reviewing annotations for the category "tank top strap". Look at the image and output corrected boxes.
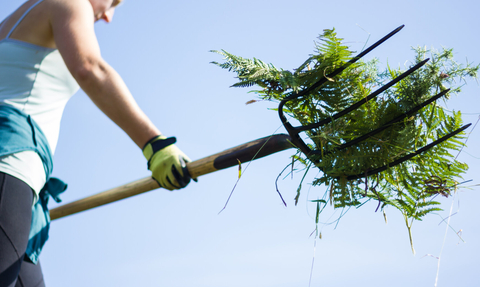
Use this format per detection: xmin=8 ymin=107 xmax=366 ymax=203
xmin=6 ymin=0 xmax=44 ymax=39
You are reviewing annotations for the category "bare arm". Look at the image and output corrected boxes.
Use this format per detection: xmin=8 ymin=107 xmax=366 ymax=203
xmin=49 ymin=0 xmax=160 ymax=148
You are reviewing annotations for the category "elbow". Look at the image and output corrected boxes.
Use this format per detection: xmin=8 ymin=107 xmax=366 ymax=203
xmin=70 ymin=58 xmax=110 ymax=87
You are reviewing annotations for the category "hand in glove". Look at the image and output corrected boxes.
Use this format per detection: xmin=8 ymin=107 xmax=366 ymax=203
xmin=142 ymin=135 xmax=193 ymax=190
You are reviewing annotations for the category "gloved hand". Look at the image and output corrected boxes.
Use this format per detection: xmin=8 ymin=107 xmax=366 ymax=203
xmin=142 ymin=135 xmax=193 ymax=190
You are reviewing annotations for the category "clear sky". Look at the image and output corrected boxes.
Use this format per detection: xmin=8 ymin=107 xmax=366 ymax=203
xmin=2 ymin=0 xmax=480 ymax=286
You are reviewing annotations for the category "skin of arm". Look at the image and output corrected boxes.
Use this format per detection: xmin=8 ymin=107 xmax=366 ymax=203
xmin=49 ymin=0 xmax=161 ymax=148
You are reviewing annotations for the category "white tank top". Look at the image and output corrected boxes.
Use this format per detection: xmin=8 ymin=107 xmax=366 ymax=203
xmin=0 ymin=0 xmax=80 ymax=195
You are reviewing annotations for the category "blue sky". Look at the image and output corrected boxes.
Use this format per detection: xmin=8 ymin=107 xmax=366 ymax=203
xmin=3 ymin=0 xmax=480 ymax=286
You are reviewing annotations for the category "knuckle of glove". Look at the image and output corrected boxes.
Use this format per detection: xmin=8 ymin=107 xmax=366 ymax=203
xmin=149 ymin=145 xmax=192 ymax=190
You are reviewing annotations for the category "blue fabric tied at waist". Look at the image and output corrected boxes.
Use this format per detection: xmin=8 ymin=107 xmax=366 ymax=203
xmin=27 ymin=178 xmax=66 ymax=264
xmin=0 ymin=104 xmax=67 ymax=264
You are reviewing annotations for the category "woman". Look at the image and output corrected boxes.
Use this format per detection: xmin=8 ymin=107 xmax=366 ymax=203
xmin=0 ymin=0 xmax=193 ymax=286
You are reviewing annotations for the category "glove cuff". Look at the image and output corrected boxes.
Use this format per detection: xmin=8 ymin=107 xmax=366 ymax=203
xmin=142 ymin=135 xmax=177 ymax=160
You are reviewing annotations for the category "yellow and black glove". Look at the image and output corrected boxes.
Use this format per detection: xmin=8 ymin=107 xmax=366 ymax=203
xmin=142 ymin=135 xmax=193 ymax=190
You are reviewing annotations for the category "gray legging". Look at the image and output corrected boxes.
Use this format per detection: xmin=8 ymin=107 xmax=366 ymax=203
xmin=0 ymin=172 xmax=45 ymax=287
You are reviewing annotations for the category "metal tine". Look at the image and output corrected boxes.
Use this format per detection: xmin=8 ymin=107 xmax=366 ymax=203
xmin=280 ymin=25 xmax=405 ymax=103
xmin=296 ymin=58 xmax=429 ymax=132
xmin=344 ymin=123 xmax=472 ymax=180
xmin=303 ymin=25 xmax=406 ymax=96
xmin=313 ymin=88 xmax=451 ymax=156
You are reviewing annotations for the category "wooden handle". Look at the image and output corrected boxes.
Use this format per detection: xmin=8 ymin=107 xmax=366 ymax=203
xmin=50 ymin=134 xmax=294 ymax=220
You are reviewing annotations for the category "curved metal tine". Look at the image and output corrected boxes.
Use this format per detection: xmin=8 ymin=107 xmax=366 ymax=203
xmin=344 ymin=123 xmax=472 ymax=180
xmin=304 ymin=25 xmax=405 ymax=96
xmin=314 ymin=88 xmax=451 ymax=156
xmin=283 ymin=25 xmax=406 ymax=102
xmin=295 ymin=58 xmax=429 ymax=132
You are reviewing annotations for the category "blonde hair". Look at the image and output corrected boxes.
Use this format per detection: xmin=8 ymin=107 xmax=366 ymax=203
xmin=113 ymin=0 xmax=123 ymax=7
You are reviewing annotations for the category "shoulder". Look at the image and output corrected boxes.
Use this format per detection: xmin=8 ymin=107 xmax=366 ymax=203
xmin=44 ymin=0 xmax=94 ymax=22
xmin=46 ymin=0 xmax=96 ymax=42
xmin=44 ymin=0 xmax=92 ymax=10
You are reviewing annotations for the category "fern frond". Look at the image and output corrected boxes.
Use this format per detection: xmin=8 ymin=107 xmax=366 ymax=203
xmin=211 ymin=29 xmax=478 ymax=248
